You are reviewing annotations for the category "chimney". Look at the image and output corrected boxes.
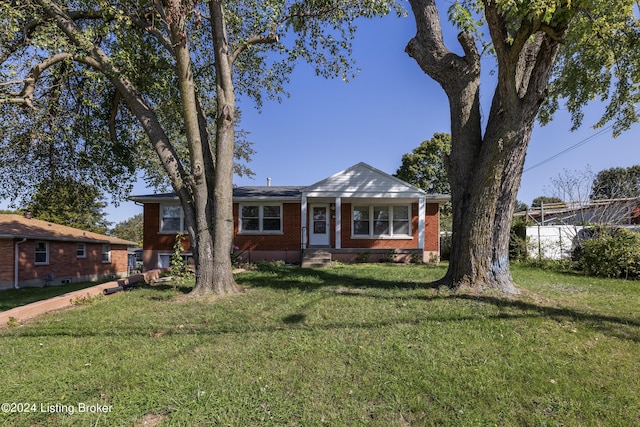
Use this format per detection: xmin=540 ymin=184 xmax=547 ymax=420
xmin=267 ymin=178 xmax=271 ymax=187
xmin=23 ymin=211 xmax=32 ymax=219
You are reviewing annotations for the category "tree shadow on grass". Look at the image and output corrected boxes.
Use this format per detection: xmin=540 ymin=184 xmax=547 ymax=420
xmin=234 ymin=264 xmax=444 ymax=292
xmin=237 ymin=264 xmax=640 ymax=343
xmin=139 ymin=282 xmax=194 ymax=295
xmin=7 ymin=265 xmax=640 ymax=343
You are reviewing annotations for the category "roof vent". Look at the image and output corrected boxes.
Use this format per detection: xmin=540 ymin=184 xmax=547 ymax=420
xmin=267 ymin=177 xmax=272 ymax=187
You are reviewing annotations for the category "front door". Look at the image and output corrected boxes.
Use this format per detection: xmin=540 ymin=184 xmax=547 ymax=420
xmin=309 ymin=204 xmax=330 ymax=246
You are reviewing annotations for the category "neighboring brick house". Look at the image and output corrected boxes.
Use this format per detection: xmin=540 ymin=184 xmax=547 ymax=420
xmin=0 ymin=214 xmax=136 ymax=290
xmin=131 ymin=162 xmax=449 ymax=269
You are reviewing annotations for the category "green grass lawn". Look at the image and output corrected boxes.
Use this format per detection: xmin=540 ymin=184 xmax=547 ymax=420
xmin=1 ymin=263 xmax=639 ymax=426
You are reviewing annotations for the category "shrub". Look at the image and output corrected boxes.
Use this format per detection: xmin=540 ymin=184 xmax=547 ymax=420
xmin=509 ymin=218 xmax=528 ymax=261
xmin=380 ymin=250 xmax=396 ymax=263
xmin=255 ymin=260 xmax=286 ymax=272
xmin=355 ymin=251 xmax=370 ymax=263
xmin=577 ymin=228 xmax=640 ymax=279
xmin=170 ymin=233 xmax=194 ymax=290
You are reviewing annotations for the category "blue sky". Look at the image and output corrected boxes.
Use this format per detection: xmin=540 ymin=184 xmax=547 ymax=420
xmin=5 ymin=11 xmax=638 ymax=225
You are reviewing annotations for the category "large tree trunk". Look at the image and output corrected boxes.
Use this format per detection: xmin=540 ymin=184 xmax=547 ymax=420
xmin=40 ymin=0 xmax=239 ymax=296
xmin=167 ymin=3 xmax=237 ymax=296
xmin=407 ymin=0 xmax=567 ymax=293
xmin=185 ymin=0 xmax=240 ymax=296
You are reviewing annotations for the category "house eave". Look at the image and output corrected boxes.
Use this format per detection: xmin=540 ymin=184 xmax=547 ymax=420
xmin=233 ymin=197 xmax=302 ymax=202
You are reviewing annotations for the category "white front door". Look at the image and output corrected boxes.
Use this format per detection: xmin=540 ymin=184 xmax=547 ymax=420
xmin=309 ymin=204 xmax=330 ymax=246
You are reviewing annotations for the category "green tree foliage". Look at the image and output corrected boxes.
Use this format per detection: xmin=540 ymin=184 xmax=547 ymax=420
xmin=406 ymin=0 xmax=640 ymax=293
xmin=0 ymin=0 xmax=398 ymax=295
xmin=591 ymin=165 xmax=640 ymax=200
xmin=110 ymin=214 xmax=143 ymax=247
xmin=395 ymin=132 xmax=452 ymax=231
xmin=26 ymin=177 xmax=110 ymax=234
xmin=514 ymin=200 xmax=529 ymax=212
xmin=531 ymin=196 xmax=564 ymax=208
xmin=394 ymin=133 xmax=451 ymax=194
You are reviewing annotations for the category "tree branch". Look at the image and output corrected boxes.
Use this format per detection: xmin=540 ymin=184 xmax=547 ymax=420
xmin=230 ymin=33 xmax=279 ymax=64
xmin=405 ymin=0 xmax=475 ymax=89
xmin=109 ymin=89 xmax=122 ymax=145
xmin=0 ymin=52 xmax=73 ymax=108
xmin=229 ymin=3 xmax=344 ymax=65
xmin=34 ymin=0 xmax=192 ymax=202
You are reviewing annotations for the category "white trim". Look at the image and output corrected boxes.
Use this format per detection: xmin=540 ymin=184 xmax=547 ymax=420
xmin=238 ymin=203 xmax=283 ymax=234
xmin=160 ymin=203 xmax=185 ymax=233
xmin=351 ymin=204 xmax=412 ymax=239
xmin=34 ymin=240 xmax=49 ymax=265
xmin=101 ymin=244 xmax=111 ymax=263
xmin=335 ymin=198 xmax=341 ymax=249
xmin=157 ymin=252 xmax=194 ymax=269
xmin=301 ymin=195 xmax=307 ymax=249
xmin=76 ymin=243 xmax=87 ymax=258
xmin=309 ymin=204 xmax=330 ymax=246
xmin=418 ymin=197 xmax=426 ymax=250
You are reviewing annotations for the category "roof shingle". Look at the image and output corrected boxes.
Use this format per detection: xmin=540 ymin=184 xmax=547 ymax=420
xmin=0 ymin=214 xmax=136 ymax=245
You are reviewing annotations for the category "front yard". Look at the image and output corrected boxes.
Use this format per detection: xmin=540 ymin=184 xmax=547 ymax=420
xmin=1 ymin=263 xmax=639 ymax=426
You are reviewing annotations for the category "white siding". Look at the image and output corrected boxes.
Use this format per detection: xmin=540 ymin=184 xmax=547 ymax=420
xmin=304 ymin=162 xmax=426 ymax=198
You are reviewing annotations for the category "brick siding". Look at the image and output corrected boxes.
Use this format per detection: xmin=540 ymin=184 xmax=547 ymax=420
xmin=1 ymin=239 xmax=129 ymax=288
xmin=0 ymin=239 xmax=15 ymax=282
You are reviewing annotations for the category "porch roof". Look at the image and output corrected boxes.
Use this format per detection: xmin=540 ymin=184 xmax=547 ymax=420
xmin=303 ymin=162 xmax=448 ymax=201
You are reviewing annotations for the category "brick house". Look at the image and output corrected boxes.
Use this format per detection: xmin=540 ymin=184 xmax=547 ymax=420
xmin=0 ymin=214 xmax=136 ymax=290
xmin=131 ymin=162 xmax=449 ymax=269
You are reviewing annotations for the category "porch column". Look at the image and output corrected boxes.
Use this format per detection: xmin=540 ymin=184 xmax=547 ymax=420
xmin=418 ymin=196 xmax=426 ymax=254
xmin=335 ymin=197 xmax=341 ymax=249
xmin=301 ymin=195 xmax=308 ymax=249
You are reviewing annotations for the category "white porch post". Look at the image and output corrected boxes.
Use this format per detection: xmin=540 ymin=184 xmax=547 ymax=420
xmin=301 ymin=194 xmax=308 ymax=249
xmin=418 ymin=196 xmax=426 ymax=260
xmin=335 ymin=197 xmax=341 ymax=249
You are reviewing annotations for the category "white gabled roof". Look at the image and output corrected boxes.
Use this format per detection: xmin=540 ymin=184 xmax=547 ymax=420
xmin=303 ymin=162 xmax=445 ymax=200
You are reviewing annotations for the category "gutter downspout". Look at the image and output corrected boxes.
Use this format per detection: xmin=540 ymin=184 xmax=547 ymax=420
xmin=14 ymin=238 xmax=27 ymax=289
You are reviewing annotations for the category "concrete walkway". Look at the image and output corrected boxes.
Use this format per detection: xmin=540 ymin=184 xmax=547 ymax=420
xmin=0 ymin=270 xmax=163 ymax=329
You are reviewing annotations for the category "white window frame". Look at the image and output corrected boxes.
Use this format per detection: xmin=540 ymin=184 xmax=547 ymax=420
xmin=158 ymin=252 xmax=193 ymax=269
xmin=102 ymin=244 xmax=111 ymax=263
xmin=160 ymin=204 xmax=185 ymax=233
xmin=76 ymin=243 xmax=87 ymax=258
xmin=351 ymin=204 xmax=412 ymax=239
xmin=35 ymin=241 xmax=49 ymax=265
xmin=238 ymin=204 xmax=283 ymax=234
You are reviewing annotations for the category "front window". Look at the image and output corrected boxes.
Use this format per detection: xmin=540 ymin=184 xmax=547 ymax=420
xmin=352 ymin=205 xmax=412 ymax=238
xmin=353 ymin=206 xmax=370 ymax=235
xmin=392 ymin=206 xmax=410 ymax=235
xmin=102 ymin=244 xmax=111 ymax=263
xmin=373 ymin=206 xmax=390 ymax=235
xmin=35 ymin=241 xmax=49 ymax=264
xmin=161 ymin=204 xmax=184 ymax=232
xmin=239 ymin=204 xmax=282 ymax=233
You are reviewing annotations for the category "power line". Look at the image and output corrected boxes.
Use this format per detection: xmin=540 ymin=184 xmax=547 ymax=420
xmin=523 ymin=123 xmax=614 ymax=173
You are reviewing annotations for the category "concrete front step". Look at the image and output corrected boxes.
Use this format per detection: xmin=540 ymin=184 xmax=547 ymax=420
xmin=301 ymin=249 xmax=332 ymax=268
